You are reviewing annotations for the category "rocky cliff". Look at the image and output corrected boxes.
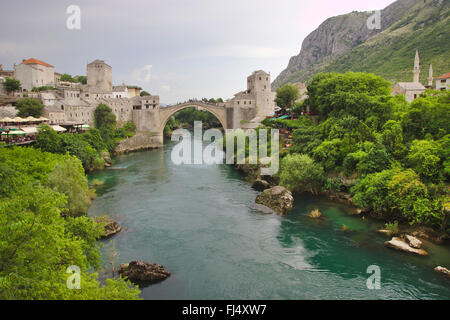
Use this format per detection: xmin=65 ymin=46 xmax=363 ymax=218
xmin=272 ymin=0 xmax=450 ymax=88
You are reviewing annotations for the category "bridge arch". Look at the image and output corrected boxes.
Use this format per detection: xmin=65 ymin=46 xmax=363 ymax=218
xmin=158 ymin=102 xmax=228 ymax=134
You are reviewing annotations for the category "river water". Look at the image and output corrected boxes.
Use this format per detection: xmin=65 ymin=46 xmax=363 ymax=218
xmin=88 ymin=136 xmax=450 ymax=300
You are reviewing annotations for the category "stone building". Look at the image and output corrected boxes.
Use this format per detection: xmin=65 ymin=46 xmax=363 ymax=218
xmin=225 ymin=70 xmax=276 ymax=128
xmin=14 ymin=58 xmax=55 ymax=91
xmin=392 ymin=50 xmax=425 ymax=102
xmin=0 ymin=77 xmax=7 ymax=96
xmin=126 ymin=86 xmax=141 ymax=98
xmin=87 ymin=60 xmax=112 ymax=93
xmin=113 ymin=85 xmax=129 ymax=99
xmin=37 ymin=59 xmax=151 ymax=127
xmin=0 ymin=65 xmax=14 ymax=78
xmin=392 ymin=82 xmax=426 ymax=102
xmin=132 ymin=95 xmax=160 ymax=110
xmin=436 ymin=72 xmax=450 ymax=91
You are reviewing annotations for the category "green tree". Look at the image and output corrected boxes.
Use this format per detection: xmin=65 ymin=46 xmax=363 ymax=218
xmin=275 ymin=83 xmax=300 ymax=113
xmin=94 ymin=104 xmax=116 ymax=130
xmin=94 ymin=104 xmax=117 ymax=151
xmin=0 ymin=147 xmax=141 ymax=299
xmin=35 ymin=125 xmax=63 ymax=154
xmin=47 ymin=157 xmax=90 ymax=216
xmin=312 ymin=138 xmax=348 ymax=172
xmin=351 ymin=169 xmax=399 ymax=216
xmin=60 ymin=73 xmax=77 ymax=82
xmin=75 ymin=75 xmax=87 ymax=84
xmin=407 ymin=139 xmax=442 ymax=183
xmin=280 ymin=154 xmax=324 ymax=195
xmin=305 ymin=72 xmax=392 ymax=122
xmin=60 ymin=134 xmax=97 ymax=170
xmin=140 ymin=91 xmax=151 ymax=97
xmin=15 ymin=98 xmax=44 ymax=117
xmin=4 ymin=77 xmax=20 ymax=93
xmin=380 ymin=120 xmax=408 ymax=160
xmin=387 ymin=169 xmax=439 ymax=226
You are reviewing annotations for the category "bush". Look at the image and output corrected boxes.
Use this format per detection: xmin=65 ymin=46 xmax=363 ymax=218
xmin=280 ymin=154 xmax=324 ymax=195
xmin=15 ymin=98 xmax=44 ymax=117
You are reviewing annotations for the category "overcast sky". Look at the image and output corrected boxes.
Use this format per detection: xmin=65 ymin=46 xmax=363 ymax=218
xmin=0 ymin=0 xmax=395 ymax=103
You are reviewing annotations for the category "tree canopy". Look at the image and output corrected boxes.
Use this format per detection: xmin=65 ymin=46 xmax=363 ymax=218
xmin=15 ymin=98 xmax=44 ymax=117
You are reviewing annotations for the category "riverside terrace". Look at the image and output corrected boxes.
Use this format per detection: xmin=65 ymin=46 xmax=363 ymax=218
xmin=0 ymin=116 xmax=90 ymax=145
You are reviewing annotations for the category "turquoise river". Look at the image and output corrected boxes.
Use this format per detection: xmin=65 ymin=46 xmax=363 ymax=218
xmin=88 ymin=136 xmax=450 ymax=300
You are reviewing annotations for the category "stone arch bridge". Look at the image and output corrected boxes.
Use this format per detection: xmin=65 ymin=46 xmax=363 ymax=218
xmin=159 ymin=101 xmax=228 ymax=132
xmin=123 ymin=101 xmax=231 ymax=151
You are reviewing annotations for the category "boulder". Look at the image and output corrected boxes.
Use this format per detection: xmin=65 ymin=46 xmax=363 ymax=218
xmin=94 ymin=216 xmax=122 ymax=239
xmin=255 ymin=186 xmax=294 ymax=215
xmin=377 ymin=229 xmax=392 ymax=236
xmin=308 ymin=209 xmax=322 ymax=219
xmin=119 ymin=260 xmax=171 ymax=284
xmin=252 ymin=203 xmax=277 ymax=215
xmin=384 ymin=237 xmax=428 ymax=256
xmin=434 ymin=266 xmax=450 ymax=278
xmin=405 ymin=235 xmax=422 ymax=249
xmin=252 ymin=179 xmax=270 ymax=191
xmin=101 ymin=151 xmax=112 ymax=165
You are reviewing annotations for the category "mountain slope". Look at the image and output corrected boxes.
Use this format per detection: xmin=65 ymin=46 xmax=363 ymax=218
xmin=272 ymin=0 xmax=450 ymax=89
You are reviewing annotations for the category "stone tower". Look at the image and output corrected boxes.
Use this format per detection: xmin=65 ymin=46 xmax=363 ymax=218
xmin=413 ymin=50 xmax=420 ymax=83
xmin=87 ymin=59 xmax=112 ymax=92
xmin=428 ymin=64 xmax=433 ymax=87
xmin=247 ymin=70 xmax=275 ymax=118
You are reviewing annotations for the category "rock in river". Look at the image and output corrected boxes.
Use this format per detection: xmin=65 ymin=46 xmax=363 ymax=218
xmin=251 ymin=178 xmax=270 ymax=191
xmin=255 ymin=186 xmax=294 ymax=215
xmin=119 ymin=260 xmax=171 ymax=284
xmin=434 ymin=266 xmax=450 ymax=278
xmin=94 ymin=216 xmax=122 ymax=239
xmin=405 ymin=234 xmax=422 ymax=249
xmin=252 ymin=203 xmax=277 ymax=215
xmin=384 ymin=237 xmax=428 ymax=256
xmin=308 ymin=209 xmax=323 ymax=219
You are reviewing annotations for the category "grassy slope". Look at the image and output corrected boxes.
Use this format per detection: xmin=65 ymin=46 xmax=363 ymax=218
xmin=279 ymin=0 xmax=450 ymax=86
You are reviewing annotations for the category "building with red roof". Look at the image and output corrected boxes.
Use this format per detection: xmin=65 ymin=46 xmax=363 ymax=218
xmin=436 ymin=72 xmax=450 ymax=91
xmin=14 ymin=57 xmax=55 ymax=91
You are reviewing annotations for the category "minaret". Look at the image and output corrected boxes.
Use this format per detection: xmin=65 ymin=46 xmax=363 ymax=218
xmin=413 ymin=50 xmax=420 ymax=83
xmin=428 ymin=64 xmax=433 ymax=87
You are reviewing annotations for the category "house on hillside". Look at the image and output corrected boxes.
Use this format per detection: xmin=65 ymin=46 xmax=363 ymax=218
xmin=392 ymin=50 xmax=425 ymax=102
xmin=436 ymin=72 xmax=449 ymax=91
xmin=14 ymin=58 xmax=55 ymax=92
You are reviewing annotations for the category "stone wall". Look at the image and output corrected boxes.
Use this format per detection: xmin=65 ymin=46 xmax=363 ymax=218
xmin=114 ymin=132 xmax=163 ymax=154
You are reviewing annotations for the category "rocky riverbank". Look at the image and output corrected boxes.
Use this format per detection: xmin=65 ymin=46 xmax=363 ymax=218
xmin=114 ymin=132 xmax=162 ymax=154
xmin=234 ymin=161 xmax=450 ymax=278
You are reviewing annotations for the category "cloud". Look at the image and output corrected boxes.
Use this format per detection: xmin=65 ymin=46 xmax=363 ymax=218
xmin=132 ymin=64 xmax=152 ymax=83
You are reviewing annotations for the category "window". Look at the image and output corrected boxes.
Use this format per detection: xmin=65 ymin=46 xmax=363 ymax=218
xmin=244 ymin=101 xmax=246 ymax=105
xmin=61 ymin=105 xmax=64 ymax=110
xmin=442 ymin=80 xmax=446 ymax=83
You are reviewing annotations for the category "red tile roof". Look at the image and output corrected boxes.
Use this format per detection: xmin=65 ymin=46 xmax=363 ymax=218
xmin=22 ymin=58 xmax=53 ymax=68
xmin=437 ymin=72 xmax=450 ymax=80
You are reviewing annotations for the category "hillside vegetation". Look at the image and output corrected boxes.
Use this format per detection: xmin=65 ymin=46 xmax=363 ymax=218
xmin=273 ymin=0 xmax=450 ymax=88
